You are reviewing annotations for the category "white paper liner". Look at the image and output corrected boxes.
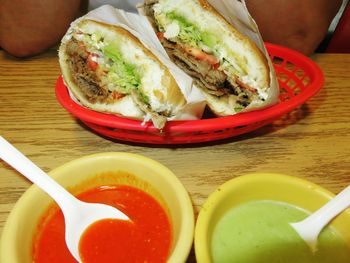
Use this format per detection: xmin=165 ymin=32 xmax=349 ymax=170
xmin=206 ymin=0 xmax=279 ymax=109
xmin=62 ymin=5 xmax=206 ymax=122
xmin=138 ymin=0 xmax=279 ymax=112
xmin=63 ymin=0 xmax=280 ymax=126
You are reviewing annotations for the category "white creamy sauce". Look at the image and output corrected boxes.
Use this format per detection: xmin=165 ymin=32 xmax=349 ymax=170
xmin=153 ymin=0 xmax=267 ymax=92
xmin=164 ymin=21 xmax=180 ymax=39
xmin=78 ymin=23 xmax=171 ymax=113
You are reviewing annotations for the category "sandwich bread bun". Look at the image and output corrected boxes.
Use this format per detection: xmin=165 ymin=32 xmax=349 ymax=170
xmin=143 ymin=0 xmax=272 ymax=116
xmin=59 ymin=19 xmax=186 ymax=128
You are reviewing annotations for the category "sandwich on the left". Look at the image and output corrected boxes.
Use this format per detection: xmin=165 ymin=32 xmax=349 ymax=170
xmin=59 ymin=19 xmax=187 ymax=129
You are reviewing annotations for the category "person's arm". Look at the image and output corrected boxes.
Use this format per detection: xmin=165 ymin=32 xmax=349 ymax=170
xmin=246 ymin=0 xmax=343 ymax=55
xmin=0 ymin=0 xmax=87 ymax=58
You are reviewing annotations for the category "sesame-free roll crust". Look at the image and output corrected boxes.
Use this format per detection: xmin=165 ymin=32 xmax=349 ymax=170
xmin=143 ymin=0 xmax=271 ymax=116
xmin=59 ymin=19 xmax=186 ymax=128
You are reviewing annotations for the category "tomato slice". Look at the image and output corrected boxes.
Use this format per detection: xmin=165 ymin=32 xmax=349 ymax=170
xmin=184 ymin=47 xmax=219 ymax=66
xmin=156 ymin=32 xmax=165 ymax=41
xmin=236 ymin=78 xmax=257 ymax=93
xmin=213 ymin=62 xmax=220 ymax=70
xmin=87 ymin=54 xmax=98 ymax=71
xmin=112 ymin=91 xmax=124 ymax=100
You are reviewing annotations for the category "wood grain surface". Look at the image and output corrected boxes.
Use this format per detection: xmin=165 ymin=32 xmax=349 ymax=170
xmin=0 ymin=49 xmax=349 ymax=262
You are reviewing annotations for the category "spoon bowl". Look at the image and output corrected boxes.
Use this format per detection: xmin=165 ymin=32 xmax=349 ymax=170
xmin=194 ymin=173 xmax=350 ymax=262
xmin=0 ymin=137 xmax=128 ymax=262
xmin=290 ymin=184 xmax=350 ymax=252
xmin=1 ymin=152 xmax=194 ymax=263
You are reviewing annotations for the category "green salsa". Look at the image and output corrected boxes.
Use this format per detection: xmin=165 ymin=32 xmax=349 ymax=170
xmin=211 ymin=200 xmax=350 ymax=263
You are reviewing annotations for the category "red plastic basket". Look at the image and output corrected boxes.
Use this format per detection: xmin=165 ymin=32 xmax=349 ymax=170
xmin=56 ymin=43 xmax=324 ymax=145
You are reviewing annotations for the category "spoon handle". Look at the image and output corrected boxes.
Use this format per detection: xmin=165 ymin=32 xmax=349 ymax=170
xmin=302 ymin=184 xmax=350 ymax=232
xmin=0 ymin=136 xmax=76 ymax=210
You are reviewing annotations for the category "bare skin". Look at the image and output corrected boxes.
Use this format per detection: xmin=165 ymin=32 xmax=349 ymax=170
xmin=0 ymin=0 xmax=343 ymax=57
xmin=0 ymin=0 xmax=87 ymax=57
xmin=246 ymin=0 xmax=343 ymax=55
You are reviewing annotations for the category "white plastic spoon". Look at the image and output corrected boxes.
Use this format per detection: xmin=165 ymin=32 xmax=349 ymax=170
xmin=0 ymin=136 xmax=129 ymax=262
xmin=290 ymin=184 xmax=350 ymax=253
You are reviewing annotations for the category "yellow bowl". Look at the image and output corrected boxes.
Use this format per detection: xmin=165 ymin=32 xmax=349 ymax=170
xmin=0 ymin=152 xmax=194 ymax=263
xmin=195 ymin=172 xmax=350 ymax=263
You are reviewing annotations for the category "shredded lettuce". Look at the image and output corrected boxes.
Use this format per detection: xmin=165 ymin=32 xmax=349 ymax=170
xmin=104 ymin=44 xmax=140 ymax=93
xmin=161 ymin=12 xmax=247 ymax=77
xmin=103 ymin=44 xmax=149 ymax=104
xmin=166 ymin=12 xmax=217 ymax=50
xmin=201 ymin=32 xmax=217 ymax=48
xmin=234 ymin=106 xmax=244 ymax=113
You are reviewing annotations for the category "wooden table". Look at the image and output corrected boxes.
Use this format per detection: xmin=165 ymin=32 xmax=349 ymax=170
xmin=0 ymin=49 xmax=349 ymax=262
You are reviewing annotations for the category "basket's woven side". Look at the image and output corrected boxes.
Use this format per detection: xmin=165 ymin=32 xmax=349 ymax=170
xmin=56 ymin=43 xmax=324 ymax=145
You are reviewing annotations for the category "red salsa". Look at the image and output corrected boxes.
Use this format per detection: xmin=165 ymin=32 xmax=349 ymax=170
xmin=33 ymin=185 xmax=172 ymax=263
